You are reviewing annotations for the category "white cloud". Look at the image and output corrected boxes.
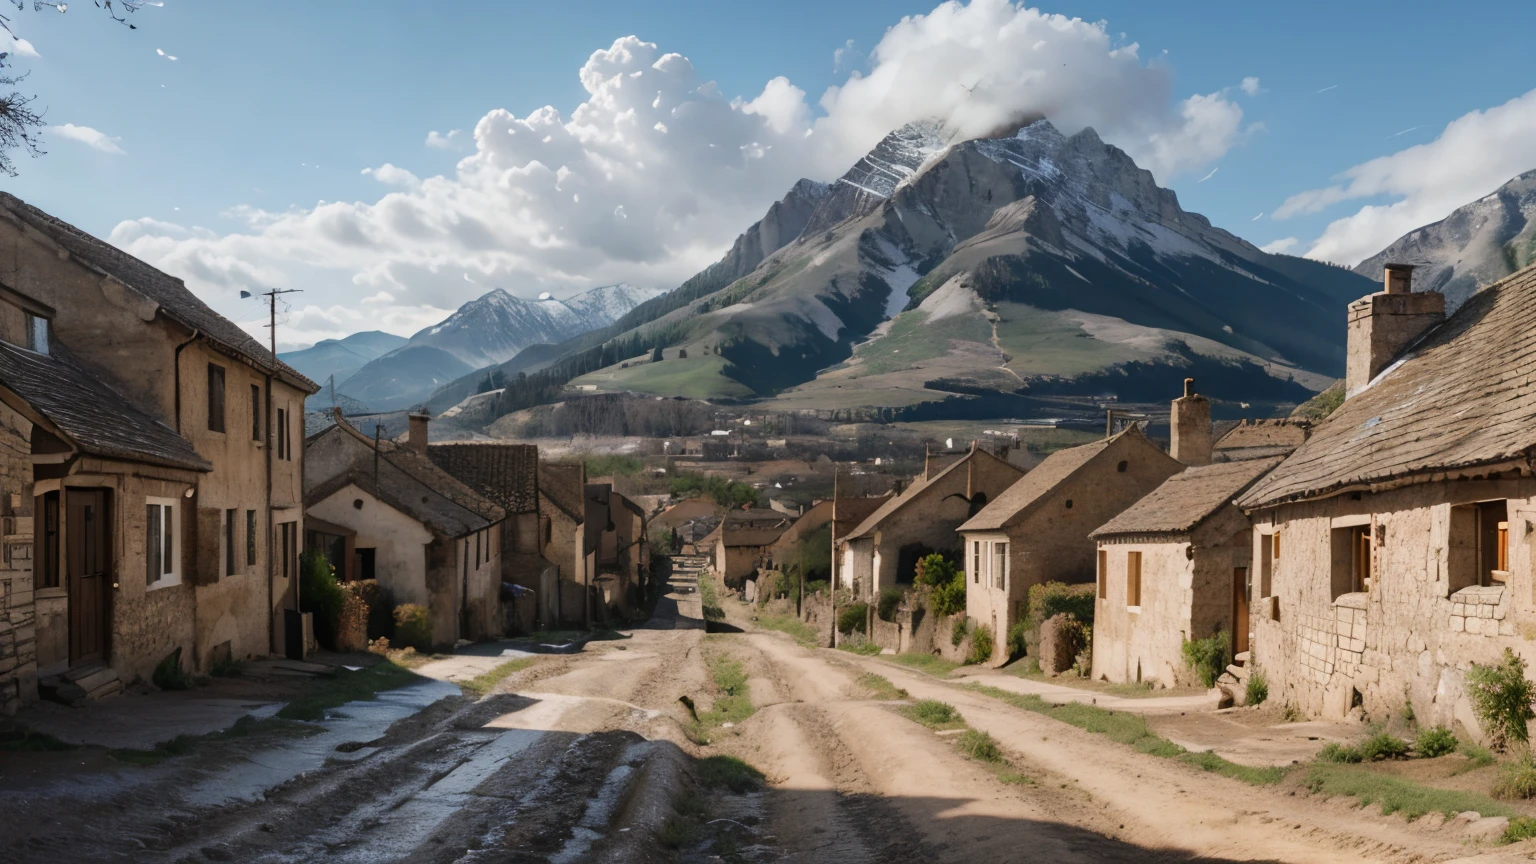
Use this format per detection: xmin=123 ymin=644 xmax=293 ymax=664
xmin=833 ymin=39 xmax=860 ymax=72
xmin=1260 ymin=237 xmax=1299 ymax=255
xmin=155 ymin=47 xmax=178 ymax=61
xmin=52 ymin=123 xmax=125 ymax=154
xmin=10 ymin=37 xmax=38 ymax=58
xmin=425 ymin=129 xmax=462 ymax=149
xmin=110 ymin=0 xmax=1255 ymax=338
xmin=1278 ymin=88 xmax=1536 ymax=264
xmin=1240 ymin=76 xmax=1260 ymax=96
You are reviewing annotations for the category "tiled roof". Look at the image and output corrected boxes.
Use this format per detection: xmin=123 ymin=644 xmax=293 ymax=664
xmin=1212 ymin=420 xmax=1309 ymax=461
xmin=427 ymin=442 xmax=539 ymax=514
xmin=539 ymin=464 xmax=585 ymax=522
xmin=1240 ymin=266 xmax=1536 ymax=509
xmin=0 ymin=340 xmax=210 ymax=471
xmin=1092 ymin=457 xmax=1282 ymax=537
xmin=846 ymin=448 xmax=1021 ymax=540
xmin=0 ymin=193 xmax=317 ymax=394
xmin=958 ymin=432 xmax=1127 ymax=533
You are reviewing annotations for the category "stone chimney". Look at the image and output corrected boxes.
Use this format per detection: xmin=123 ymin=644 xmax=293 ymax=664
xmin=1169 ymin=377 xmax=1211 ymax=466
xmin=1345 ymin=264 xmax=1444 ymax=398
xmin=407 ymin=412 xmax=430 ymax=455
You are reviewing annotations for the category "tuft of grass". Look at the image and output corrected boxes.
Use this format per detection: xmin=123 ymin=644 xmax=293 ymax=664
xmin=1460 ymin=742 xmax=1497 ymax=771
xmin=885 ymin=653 xmax=961 ymax=677
xmin=458 ymin=657 xmax=538 ymax=697
xmin=277 ymin=660 xmax=421 ymax=721
xmin=1304 ymin=763 xmax=1513 ymax=819
xmin=997 ymin=770 xmax=1034 ymax=785
xmin=1414 ymin=726 xmax=1459 ymax=759
xmin=1358 ymin=732 xmax=1410 ymax=761
xmin=109 ymin=733 xmax=198 ymax=766
xmin=1494 ymin=753 xmax=1536 ymax=800
xmin=697 ymin=575 xmax=726 ymax=624
xmin=696 ymin=755 xmax=765 ymax=792
xmin=1181 ymin=750 xmax=1289 ymax=785
xmin=210 ymin=657 xmax=246 ymax=677
xmin=1281 ymin=703 xmax=1304 ymax=723
xmin=902 ymin=699 xmax=965 ymax=730
xmin=838 ymin=637 xmax=882 ymax=656
xmin=689 ymin=651 xmax=754 ymax=743
xmin=0 ymin=729 xmax=77 ymax=752
xmin=755 ymin=612 xmax=818 ymax=646
xmin=1245 ymin=667 xmax=1269 ymax=706
xmin=856 ymin=673 xmax=907 ymax=701
xmin=956 ymin=729 xmax=1004 ymax=763
xmin=1501 ymin=816 xmax=1536 ymax=845
xmin=1318 ymin=742 xmax=1363 ymax=764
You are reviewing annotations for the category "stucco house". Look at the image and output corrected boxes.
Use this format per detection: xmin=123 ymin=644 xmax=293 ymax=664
xmin=840 ymin=447 xmax=1024 ymax=601
xmin=715 ymin=508 xmax=791 ymax=589
xmin=1235 ymin=263 xmax=1536 ymax=727
xmin=960 ymin=426 xmax=1181 ymax=660
xmin=586 ymin=483 xmax=649 ymax=624
xmin=305 ymin=412 xmax=504 ymax=648
xmin=0 ymin=194 xmax=319 ymax=713
xmin=537 ymin=463 xmax=588 ymax=627
xmin=1090 ymin=455 xmax=1283 ymax=687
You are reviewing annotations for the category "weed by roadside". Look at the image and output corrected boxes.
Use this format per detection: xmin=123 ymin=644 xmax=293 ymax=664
xmin=1502 ymin=816 xmax=1536 ymax=845
xmin=754 ymin=611 xmax=819 ymax=646
xmin=698 ymin=575 xmax=726 ymax=624
xmin=957 ymin=728 xmax=1003 ymax=762
xmin=885 ymin=653 xmax=961 ymax=677
xmin=856 ymin=673 xmax=907 ymax=701
xmin=1494 ymin=753 xmax=1536 ymax=800
xmin=107 ymin=715 xmax=318 ymax=766
xmin=277 ymin=660 xmax=421 ymax=721
xmin=688 ymin=651 xmax=754 ymax=744
xmin=1415 ymin=726 xmax=1458 ymax=758
xmin=1304 ymin=763 xmax=1512 ymax=819
xmin=838 ymin=633 xmax=882 ymax=656
xmin=0 ymin=728 xmax=76 ymax=752
xmin=210 ymin=657 xmax=246 ymax=677
xmin=1460 ymin=742 xmax=1497 ymax=771
xmin=696 ymin=755 xmax=765 ymax=792
xmin=458 ymin=657 xmax=539 ymax=697
xmin=903 ymin=699 xmax=966 ymax=731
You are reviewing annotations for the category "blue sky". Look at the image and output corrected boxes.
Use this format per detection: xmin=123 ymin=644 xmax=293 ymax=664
xmin=5 ymin=1 xmax=1536 ymax=348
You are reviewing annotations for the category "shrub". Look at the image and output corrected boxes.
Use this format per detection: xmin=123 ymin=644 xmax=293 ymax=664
xmin=905 ymin=699 xmax=961 ymax=728
xmin=153 ymin=647 xmax=192 ymax=691
xmin=951 ymin=617 xmax=969 ymax=647
xmin=1416 ymin=726 xmax=1459 ymax=759
xmin=877 ymin=588 xmax=903 ymax=622
xmin=392 ymin=604 xmax=433 ymax=651
xmin=957 ymin=729 xmax=1004 ymax=763
xmin=914 ymin=554 xmax=957 ymax=588
xmin=1318 ymin=742 xmax=1363 ymax=763
xmin=1006 ymin=620 xmax=1029 ymax=660
xmin=837 ymin=602 xmax=869 ymax=636
xmin=1467 ymin=648 xmax=1536 ymax=749
xmin=1039 ymin=614 xmax=1086 ymax=676
xmin=1359 ymin=732 xmax=1410 ymax=761
xmin=335 ymin=585 xmax=371 ymax=653
xmin=1245 ymin=667 xmax=1269 ymax=706
xmin=1501 ymin=817 xmax=1536 ymax=846
xmin=1282 ymin=703 xmax=1304 ymax=723
xmin=299 ymin=549 xmax=346 ymax=650
xmin=929 ymin=579 xmax=966 ymax=617
xmin=1181 ymin=631 xmax=1230 ymax=689
xmin=349 ymin=580 xmax=394 ymax=641
xmin=1462 ymin=742 xmax=1497 ymax=769
xmin=1495 ymin=753 xmax=1536 ymax=800
xmin=1026 ymin=581 xmax=1096 ymax=632
xmin=967 ymin=624 xmax=995 ymax=666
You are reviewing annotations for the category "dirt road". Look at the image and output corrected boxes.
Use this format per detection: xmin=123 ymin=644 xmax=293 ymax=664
xmin=2 ymin=565 xmax=1528 ymax=862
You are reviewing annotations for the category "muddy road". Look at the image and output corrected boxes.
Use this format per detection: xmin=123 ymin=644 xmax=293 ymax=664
xmin=1 ymin=565 xmax=1522 ymax=862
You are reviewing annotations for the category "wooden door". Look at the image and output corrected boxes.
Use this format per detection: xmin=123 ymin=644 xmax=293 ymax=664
xmin=1232 ymin=566 xmax=1250 ymax=655
xmin=67 ymin=489 xmax=111 ymax=665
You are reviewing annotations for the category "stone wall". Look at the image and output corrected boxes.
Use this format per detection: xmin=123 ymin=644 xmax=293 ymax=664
xmin=1252 ymin=477 xmax=1534 ymax=733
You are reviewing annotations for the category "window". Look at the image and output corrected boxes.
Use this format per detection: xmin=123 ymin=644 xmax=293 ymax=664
xmin=146 ymin=498 xmax=179 ymax=587
xmin=1450 ymin=501 xmax=1510 ymax=593
xmin=25 ymin=313 xmax=48 ymax=355
xmin=1117 ymin=460 xmax=1128 ymax=473
xmin=971 ymin=541 xmax=981 ymax=585
xmin=250 ymin=384 xmax=262 ymax=441
xmin=276 ymin=408 xmax=286 ymax=458
xmin=39 ymin=491 xmax=59 ymax=588
xmin=1127 ymin=550 xmax=1142 ymax=607
xmin=1258 ymin=530 xmax=1274 ymax=597
xmin=1097 ymin=549 xmax=1108 ymax=599
xmin=1330 ymin=523 xmax=1371 ymax=598
xmin=476 ymin=530 xmax=482 ymax=567
xmin=207 ymin=364 xmax=226 ymax=433
xmin=224 ymin=508 xmax=237 ymax=576
xmin=246 ymin=509 xmax=257 ymax=567
xmin=991 ymin=541 xmax=1008 ymax=590
xmin=278 ymin=521 xmax=297 ymax=580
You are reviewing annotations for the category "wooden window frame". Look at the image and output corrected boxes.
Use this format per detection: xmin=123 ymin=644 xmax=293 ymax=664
xmin=246 ymin=509 xmax=257 ymax=567
xmin=1127 ymin=550 xmax=1142 ymax=608
xmin=207 ymin=363 xmax=227 ymax=433
xmin=146 ymin=497 xmax=180 ymax=589
xmin=250 ymin=384 xmax=262 ymax=442
xmin=1097 ymin=548 xmax=1108 ymax=600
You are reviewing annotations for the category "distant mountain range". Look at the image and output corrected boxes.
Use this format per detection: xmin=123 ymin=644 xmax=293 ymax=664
xmin=281 ymin=284 xmax=662 ymax=411
xmin=1355 ymin=169 xmax=1536 ymax=311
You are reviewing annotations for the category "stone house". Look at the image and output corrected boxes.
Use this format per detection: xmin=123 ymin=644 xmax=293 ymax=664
xmin=715 ymin=508 xmax=791 ymax=589
xmin=305 ymin=413 xmax=504 ymax=648
xmin=1212 ymin=419 xmax=1311 ymax=463
xmin=1090 ymin=456 xmax=1283 ymax=687
xmin=586 ymin=483 xmax=649 ymax=624
xmin=537 ymin=463 xmax=588 ymax=627
xmin=960 ymin=426 xmax=1181 ymax=660
xmin=768 ymin=499 xmax=834 ymax=577
xmin=0 ymin=194 xmax=318 ymax=712
xmin=1235 ymin=263 xmax=1536 ymax=727
xmin=650 ymin=497 xmax=719 ymax=544
xmin=830 ymin=493 xmax=890 ymax=592
xmin=840 ymin=447 xmax=1024 ymax=601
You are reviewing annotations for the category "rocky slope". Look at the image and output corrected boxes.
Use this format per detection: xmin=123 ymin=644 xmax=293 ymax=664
xmin=1355 ymin=169 xmax=1536 ymax=311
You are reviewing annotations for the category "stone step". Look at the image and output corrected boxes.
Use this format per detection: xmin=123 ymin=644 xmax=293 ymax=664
xmin=1225 ymin=663 xmax=1249 ymax=681
xmin=37 ymin=676 xmax=87 ymax=708
xmin=1234 ymin=651 xmax=1251 ymax=664
xmin=69 ymin=665 xmax=122 ymax=697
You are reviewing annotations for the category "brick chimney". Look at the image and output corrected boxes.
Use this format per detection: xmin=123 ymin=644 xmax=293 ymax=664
xmin=1345 ymin=264 xmax=1444 ymax=398
xmin=407 ymin=412 xmax=430 ymax=455
xmin=1169 ymin=377 xmax=1211 ymax=466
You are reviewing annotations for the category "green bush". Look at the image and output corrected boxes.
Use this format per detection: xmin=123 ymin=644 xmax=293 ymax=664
xmin=1501 ymin=817 xmax=1536 ymax=845
xmin=393 ymin=604 xmax=433 ymax=651
xmin=1359 ymin=732 xmax=1410 ymax=761
xmin=837 ymin=602 xmax=869 ymax=636
xmin=905 ymin=699 xmax=961 ymax=728
xmin=1462 ymin=741 xmax=1497 ymax=769
xmin=951 ymin=617 xmax=969 ymax=647
xmin=1467 ymin=648 xmax=1536 ymax=749
xmin=967 ymin=624 xmax=995 ymax=666
xmin=915 ymin=554 xmax=957 ymax=588
xmin=1180 ymin=631 xmax=1230 ymax=689
xmin=957 ymin=729 xmax=1004 ymax=763
xmin=1026 ymin=581 xmax=1096 ymax=632
xmin=152 ymin=646 xmax=192 ymax=691
xmin=877 ymin=588 xmax=903 ymax=622
xmin=1245 ymin=667 xmax=1269 ymax=706
xmin=929 ymin=579 xmax=966 ymax=617
xmin=1495 ymin=753 xmax=1536 ymax=800
xmin=1006 ymin=620 xmax=1028 ymax=660
xmin=299 ymin=549 xmax=346 ymax=650
xmin=1318 ymin=742 xmax=1363 ymax=763
xmin=1416 ymin=726 xmax=1459 ymax=758
xmin=349 ymin=579 xmax=394 ymax=641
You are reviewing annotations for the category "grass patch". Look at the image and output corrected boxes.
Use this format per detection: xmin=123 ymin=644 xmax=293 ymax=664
xmin=697 ymin=574 xmax=726 ymax=624
xmin=964 ymin=683 xmax=1288 ymax=785
xmin=884 ymin=653 xmax=961 ymax=677
xmin=1502 ymin=816 xmax=1536 ymax=845
xmin=755 ymin=611 xmax=818 ymax=646
xmin=0 ymin=728 xmax=77 ymax=752
xmin=957 ymin=729 xmax=1004 ymax=763
xmin=1415 ymin=726 xmax=1459 ymax=759
xmin=856 ymin=673 xmax=908 ymax=701
xmin=690 ymin=651 xmax=754 ymax=743
xmin=1494 ymin=753 xmax=1536 ymax=800
xmin=839 ymin=639 xmax=883 ymax=656
xmin=902 ymin=699 xmax=965 ymax=731
xmin=458 ymin=657 xmax=539 ymax=697
xmin=277 ymin=660 xmax=421 ymax=721
xmin=1304 ymin=763 xmax=1513 ymax=819
xmin=1461 ymin=742 xmax=1497 ymax=771
xmin=696 ymin=755 xmax=765 ymax=792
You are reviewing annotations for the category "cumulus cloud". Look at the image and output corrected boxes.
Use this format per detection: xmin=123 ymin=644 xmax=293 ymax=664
xmin=52 ymin=123 xmax=125 ymax=154
xmin=111 ymin=0 xmax=1256 ymax=343
xmin=1240 ymin=76 xmax=1260 ymax=96
xmin=1260 ymin=237 xmax=1299 ymax=255
xmin=10 ymin=37 xmax=38 ymax=58
xmin=425 ymin=129 xmax=462 ymax=149
xmin=1279 ymin=87 xmax=1536 ymax=264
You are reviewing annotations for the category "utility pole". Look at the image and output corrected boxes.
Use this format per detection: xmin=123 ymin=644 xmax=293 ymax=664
xmin=244 ymin=287 xmax=303 ymax=654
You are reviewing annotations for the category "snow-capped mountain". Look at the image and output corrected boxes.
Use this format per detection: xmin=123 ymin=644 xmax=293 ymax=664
xmin=336 ymin=284 xmax=664 ymax=411
xmin=546 ymin=117 xmax=1374 ymax=416
xmin=1355 ymin=169 xmax=1536 ymax=311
